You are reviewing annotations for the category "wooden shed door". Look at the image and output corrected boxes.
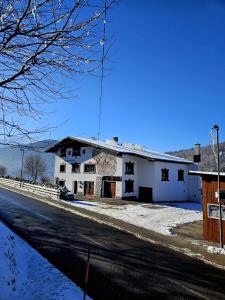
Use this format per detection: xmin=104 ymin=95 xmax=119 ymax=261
xmin=139 ymin=187 xmax=152 ymax=202
xmin=84 ymin=181 xmax=94 ymax=196
xmin=104 ymin=181 xmax=116 ymax=198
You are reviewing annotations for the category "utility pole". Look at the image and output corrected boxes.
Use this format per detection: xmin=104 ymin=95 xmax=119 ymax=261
xmin=20 ymin=148 xmax=25 ymax=188
xmin=212 ymin=125 xmax=224 ymax=248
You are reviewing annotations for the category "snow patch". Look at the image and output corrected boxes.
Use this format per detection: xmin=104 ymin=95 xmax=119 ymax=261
xmin=0 ymin=221 xmax=91 ymax=299
xmin=64 ymin=201 xmax=202 ymax=236
xmin=207 ymin=246 xmax=225 ymax=255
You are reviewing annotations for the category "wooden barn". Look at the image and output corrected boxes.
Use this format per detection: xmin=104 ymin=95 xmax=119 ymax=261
xmin=189 ymin=171 xmax=225 ymax=243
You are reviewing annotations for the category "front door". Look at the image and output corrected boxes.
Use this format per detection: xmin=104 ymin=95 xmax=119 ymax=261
xmin=84 ymin=181 xmax=94 ymax=196
xmin=104 ymin=181 xmax=116 ymax=198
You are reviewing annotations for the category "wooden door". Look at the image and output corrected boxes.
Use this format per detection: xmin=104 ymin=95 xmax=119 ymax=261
xmin=139 ymin=187 xmax=152 ymax=202
xmin=84 ymin=181 xmax=94 ymax=196
xmin=104 ymin=181 xmax=116 ymax=198
xmin=110 ymin=182 xmax=116 ymax=198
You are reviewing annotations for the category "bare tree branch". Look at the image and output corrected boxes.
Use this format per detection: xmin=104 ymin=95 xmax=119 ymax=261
xmin=0 ymin=0 xmax=114 ymax=143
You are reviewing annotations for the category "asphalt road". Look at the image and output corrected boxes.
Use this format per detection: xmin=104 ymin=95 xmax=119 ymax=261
xmin=0 ymin=187 xmax=225 ymax=300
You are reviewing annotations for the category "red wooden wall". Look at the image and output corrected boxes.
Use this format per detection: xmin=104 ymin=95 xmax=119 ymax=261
xmin=202 ymin=176 xmax=225 ymax=243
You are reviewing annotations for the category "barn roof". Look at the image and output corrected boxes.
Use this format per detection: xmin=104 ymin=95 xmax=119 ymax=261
xmin=46 ymin=136 xmax=193 ymax=164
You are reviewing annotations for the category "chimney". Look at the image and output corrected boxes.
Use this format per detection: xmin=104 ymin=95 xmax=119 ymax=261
xmin=105 ymin=137 xmax=119 ymax=146
xmin=112 ymin=137 xmax=119 ymax=143
xmin=193 ymin=143 xmax=201 ymax=163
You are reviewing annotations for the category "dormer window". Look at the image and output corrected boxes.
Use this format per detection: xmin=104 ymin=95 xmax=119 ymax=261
xmin=125 ymin=162 xmax=134 ymax=175
xmin=72 ymin=147 xmax=80 ymax=156
xmin=60 ymin=148 xmax=66 ymax=157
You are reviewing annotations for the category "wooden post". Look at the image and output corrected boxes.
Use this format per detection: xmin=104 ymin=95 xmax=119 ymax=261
xmin=83 ymin=244 xmax=91 ymax=300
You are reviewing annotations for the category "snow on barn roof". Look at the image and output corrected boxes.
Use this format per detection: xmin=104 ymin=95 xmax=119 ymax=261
xmin=189 ymin=171 xmax=225 ymax=177
xmin=46 ymin=136 xmax=193 ymax=164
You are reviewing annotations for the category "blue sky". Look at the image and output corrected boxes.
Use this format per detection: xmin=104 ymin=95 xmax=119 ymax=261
xmin=47 ymin=0 xmax=225 ymax=152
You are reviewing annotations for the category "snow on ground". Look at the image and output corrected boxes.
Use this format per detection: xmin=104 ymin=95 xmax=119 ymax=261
xmin=207 ymin=246 xmax=225 ymax=255
xmin=0 ymin=221 xmax=91 ymax=300
xmin=165 ymin=202 xmax=202 ymax=212
xmin=64 ymin=200 xmax=203 ymax=236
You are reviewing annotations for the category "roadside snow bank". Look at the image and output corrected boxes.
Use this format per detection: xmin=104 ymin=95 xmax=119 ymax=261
xmin=66 ymin=201 xmax=202 ymax=235
xmin=0 ymin=221 xmax=91 ymax=300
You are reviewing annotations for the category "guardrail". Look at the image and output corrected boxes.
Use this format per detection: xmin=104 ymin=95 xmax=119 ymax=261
xmin=0 ymin=178 xmax=58 ymax=199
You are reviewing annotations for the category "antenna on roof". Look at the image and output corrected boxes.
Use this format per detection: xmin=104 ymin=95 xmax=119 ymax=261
xmin=97 ymin=0 xmax=107 ymax=140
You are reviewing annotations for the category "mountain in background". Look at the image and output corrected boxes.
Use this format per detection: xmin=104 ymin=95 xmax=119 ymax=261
xmin=167 ymin=142 xmax=225 ymax=172
xmin=0 ymin=140 xmax=57 ymax=182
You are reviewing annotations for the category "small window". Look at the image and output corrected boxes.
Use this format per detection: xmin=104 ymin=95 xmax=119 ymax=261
xmin=178 ymin=169 xmax=184 ymax=181
xmin=60 ymin=164 xmax=66 ymax=173
xmin=125 ymin=180 xmax=134 ymax=193
xmin=67 ymin=150 xmax=72 ymax=156
xmin=60 ymin=148 xmax=66 ymax=157
xmin=84 ymin=164 xmax=96 ymax=173
xmin=72 ymin=163 xmax=80 ymax=173
xmin=72 ymin=147 xmax=80 ymax=156
xmin=125 ymin=162 xmax=134 ymax=175
xmin=82 ymin=149 xmax=86 ymax=155
xmin=161 ymin=168 xmax=169 ymax=181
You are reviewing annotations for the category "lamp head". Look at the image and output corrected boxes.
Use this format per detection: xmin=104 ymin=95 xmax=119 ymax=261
xmin=212 ymin=125 xmax=219 ymax=131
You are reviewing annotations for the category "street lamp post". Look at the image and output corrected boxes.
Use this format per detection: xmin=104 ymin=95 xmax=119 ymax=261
xmin=212 ymin=125 xmax=224 ymax=248
xmin=20 ymin=148 xmax=25 ymax=188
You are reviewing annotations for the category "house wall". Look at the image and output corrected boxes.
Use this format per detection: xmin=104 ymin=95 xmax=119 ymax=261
xmin=187 ymin=164 xmax=202 ymax=202
xmin=122 ymin=154 xmax=155 ymax=199
xmin=55 ymin=146 xmax=123 ymax=198
xmin=121 ymin=155 xmax=201 ymax=202
xmin=154 ymin=161 xmax=201 ymax=202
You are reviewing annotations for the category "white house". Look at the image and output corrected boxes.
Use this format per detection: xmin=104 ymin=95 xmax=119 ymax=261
xmin=46 ymin=136 xmax=201 ymax=202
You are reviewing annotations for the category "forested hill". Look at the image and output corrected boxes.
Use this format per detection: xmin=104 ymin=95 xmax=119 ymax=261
xmin=167 ymin=142 xmax=225 ymax=172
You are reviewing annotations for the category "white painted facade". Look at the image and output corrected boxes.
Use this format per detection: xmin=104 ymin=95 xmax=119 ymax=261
xmin=48 ymin=136 xmax=201 ymax=202
xmin=54 ymin=146 xmax=123 ymax=198
xmin=121 ymin=155 xmax=201 ymax=202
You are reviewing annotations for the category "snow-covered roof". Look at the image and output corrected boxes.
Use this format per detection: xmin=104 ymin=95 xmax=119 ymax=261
xmin=189 ymin=170 xmax=225 ymax=177
xmin=47 ymin=136 xmax=193 ymax=164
